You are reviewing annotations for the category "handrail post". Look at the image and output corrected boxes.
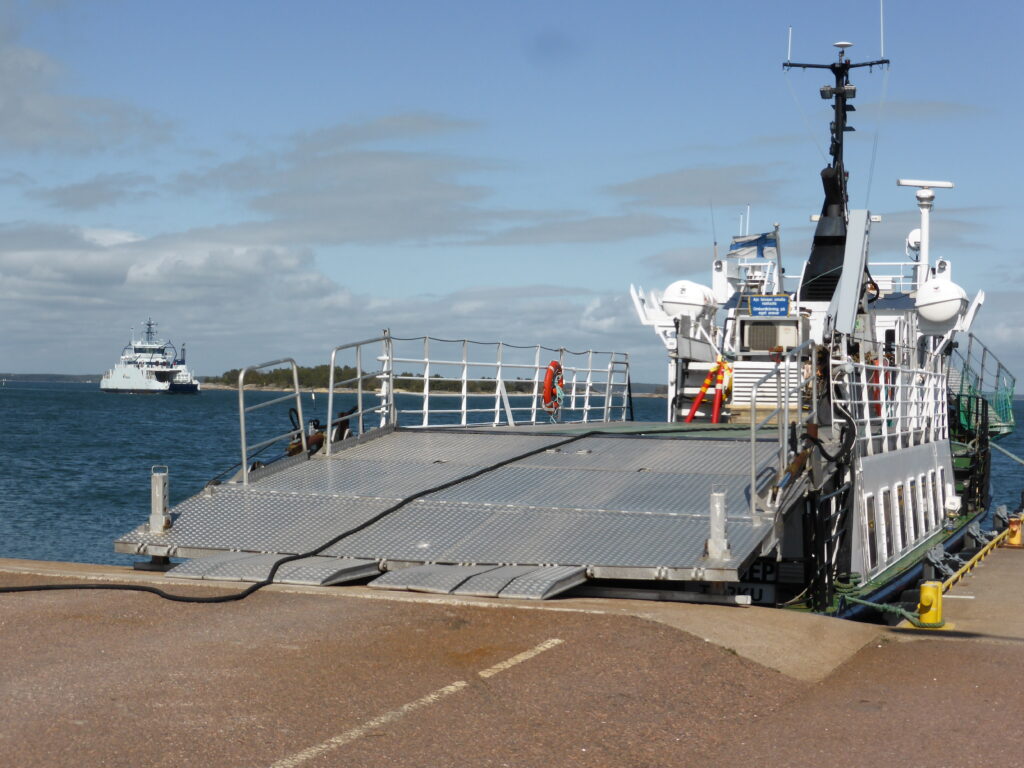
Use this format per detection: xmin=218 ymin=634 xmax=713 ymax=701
xmin=326 ymin=347 xmax=337 ymax=456
xmin=237 ymin=357 xmax=305 ymax=488
xmin=238 ymin=368 xmax=248 ymax=485
xmin=421 ymin=336 xmax=431 ymax=427
xmin=460 ymin=339 xmax=469 ymax=426
xmin=356 ymin=344 xmax=365 ymax=434
xmin=750 ymin=377 xmax=758 ymax=518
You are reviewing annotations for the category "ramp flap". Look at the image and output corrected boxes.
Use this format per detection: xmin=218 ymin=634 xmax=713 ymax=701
xmin=166 ymin=552 xmax=380 ymax=586
xmin=369 ymin=564 xmax=586 ymax=600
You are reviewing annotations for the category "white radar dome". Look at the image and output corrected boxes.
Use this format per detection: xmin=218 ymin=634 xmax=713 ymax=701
xmin=660 ymin=280 xmax=717 ymax=319
xmin=916 ymin=279 xmax=968 ymax=324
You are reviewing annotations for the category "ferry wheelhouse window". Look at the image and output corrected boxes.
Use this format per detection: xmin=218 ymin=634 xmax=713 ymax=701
xmin=864 ymin=493 xmax=878 ymax=571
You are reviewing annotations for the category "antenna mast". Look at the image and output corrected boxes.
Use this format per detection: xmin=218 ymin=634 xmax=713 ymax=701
xmin=783 ymin=42 xmax=890 ymax=214
xmin=785 ymin=42 xmax=890 ymax=302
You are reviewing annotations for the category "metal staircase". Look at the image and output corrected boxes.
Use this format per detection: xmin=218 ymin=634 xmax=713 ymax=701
xmin=949 ymin=334 xmax=1015 ymax=439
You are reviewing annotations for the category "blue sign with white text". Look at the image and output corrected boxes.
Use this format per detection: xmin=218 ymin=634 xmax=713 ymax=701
xmin=749 ymin=295 xmax=790 ymax=317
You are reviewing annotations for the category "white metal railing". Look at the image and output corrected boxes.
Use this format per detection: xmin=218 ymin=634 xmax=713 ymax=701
xmin=829 ymin=353 xmax=948 ymax=456
xmin=322 ymin=332 xmax=630 ymax=454
xmin=867 ymin=260 xmax=919 ymax=293
xmin=748 ymin=339 xmax=817 ymax=516
xmin=238 ymin=358 xmax=305 ymax=487
xmin=324 ymin=334 xmax=395 ymax=455
xmin=951 ymin=333 xmax=1016 ymax=434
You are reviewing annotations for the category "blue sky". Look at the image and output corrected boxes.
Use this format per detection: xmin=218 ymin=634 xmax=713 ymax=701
xmin=1 ymin=0 xmax=1021 ymax=383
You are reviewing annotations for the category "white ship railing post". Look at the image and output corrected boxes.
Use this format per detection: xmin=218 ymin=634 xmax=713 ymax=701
xmin=493 ymin=342 xmax=504 ymax=426
xmin=421 ymin=336 xmax=431 ymax=427
xmin=460 ymin=339 xmax=469 ymax=426
xmin=530 ymin=345 xmax=540 ymax=424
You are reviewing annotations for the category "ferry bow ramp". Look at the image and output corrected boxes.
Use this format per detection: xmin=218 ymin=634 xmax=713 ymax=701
xmin=117 ymin=425 xmax=783 ymax=602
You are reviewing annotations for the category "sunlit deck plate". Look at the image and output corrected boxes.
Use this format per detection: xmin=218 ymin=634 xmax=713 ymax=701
xmin=166 ymin=552 xmax=379 ymax=585
xmin=115 ymin=427 xmax=779 ymax=593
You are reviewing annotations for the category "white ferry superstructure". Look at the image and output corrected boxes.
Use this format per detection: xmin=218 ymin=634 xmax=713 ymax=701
xmin=100 ymin=319 xmax=200 ymax=394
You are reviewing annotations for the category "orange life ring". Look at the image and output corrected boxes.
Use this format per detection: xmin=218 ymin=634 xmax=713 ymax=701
xmin=541 ymin=360 xmax=564 ymax=413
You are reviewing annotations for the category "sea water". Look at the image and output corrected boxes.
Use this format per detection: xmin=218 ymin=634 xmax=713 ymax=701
xmin=1 ymin=382 xmax=1022 ymax=566
xmin=0 ymin=383 xmax=667 ymax=565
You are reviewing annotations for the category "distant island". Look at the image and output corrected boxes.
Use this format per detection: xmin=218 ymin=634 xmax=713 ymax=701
xmin=0 ymin=373 xmax=100 ymax=383
xmin=1 ymin=368 xmax=667 ymax=396
xmin=203 ymin=365 xmax=667 ymax=396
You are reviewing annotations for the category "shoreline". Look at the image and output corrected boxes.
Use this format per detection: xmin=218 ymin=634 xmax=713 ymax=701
xmin=199 ymin=381 xmax=667 ymax=398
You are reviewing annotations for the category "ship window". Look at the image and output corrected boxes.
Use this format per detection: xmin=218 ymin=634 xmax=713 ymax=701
xmin=919 ymin=475 xmax=932 ymax=531
xmin=929 ymin=473 xmax=937 ymax=532
xmin=881 ymin=488 xmax=895 ymax=559
xmin=895 ymin=483 xmax=908 ymax=551
xmin=913 ymin=481 xmax=921 ymax=540
xmin=924 ymin=472 xmax=935 ymax=529
xmin=930 ymin=470 xmax=941 ymax=526
xmin=938 ymin=467 xmax=947 ymax=514
xmin=864 ymin=493 xmax=878 ymax=571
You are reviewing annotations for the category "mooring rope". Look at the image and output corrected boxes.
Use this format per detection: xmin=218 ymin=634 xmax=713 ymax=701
xmin=991 ymin=441 xmax=1024 ymax=467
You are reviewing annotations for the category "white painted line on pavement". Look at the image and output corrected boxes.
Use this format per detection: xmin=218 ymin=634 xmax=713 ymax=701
xmin=268 ymin=637 xmax=564 ymax=767
xmin=268 ymin=681 xmax=469 ymax=768
xmin=479 ymin=637 xmax=564 ymax=678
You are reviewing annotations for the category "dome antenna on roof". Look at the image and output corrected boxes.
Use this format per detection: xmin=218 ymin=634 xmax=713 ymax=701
xmin=834 ymin=41 xmax=853 ymax=61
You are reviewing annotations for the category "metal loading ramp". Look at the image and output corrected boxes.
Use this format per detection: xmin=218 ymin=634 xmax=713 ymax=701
xmin=115 ymin=428 xmax=780 ymax=597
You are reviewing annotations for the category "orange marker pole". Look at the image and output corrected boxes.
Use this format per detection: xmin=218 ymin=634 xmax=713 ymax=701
xmin=711 ymin=362 xmax=726 ymax=423
xmin=684 ymin=361 xmax=719 ymax=423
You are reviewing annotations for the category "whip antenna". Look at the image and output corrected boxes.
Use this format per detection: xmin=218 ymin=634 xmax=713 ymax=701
xmin=879 ymin=0 xmax=885 ymax=58
xmin=709 ymin=200 xmax=718 ymax=260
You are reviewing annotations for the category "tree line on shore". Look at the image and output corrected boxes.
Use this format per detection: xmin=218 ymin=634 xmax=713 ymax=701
xmin=205 ymin=365 xmax=539 ymax=394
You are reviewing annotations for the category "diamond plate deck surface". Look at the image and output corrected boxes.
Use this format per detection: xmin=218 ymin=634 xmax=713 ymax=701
xmin=368 ymin=564 xmax=502 ymax=594
xmin=451 ymin=565 xmax=539 ymax=596
xmin=115 ymin=428 xmax=779 ymax=584
xmin=368 ymin=563 xmax=586 ymax=600
xmin=166 ymin=553 xmax=379 ymax=585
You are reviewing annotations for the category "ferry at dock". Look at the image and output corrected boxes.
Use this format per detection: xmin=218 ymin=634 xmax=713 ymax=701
xmin=116 ymin=43 xmax=1018 ymax=623
xmin=100 ymin=319 xmax=200 ymax=394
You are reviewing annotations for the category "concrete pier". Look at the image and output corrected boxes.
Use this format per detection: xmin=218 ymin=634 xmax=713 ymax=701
xmin=1 ymin=552 xmax=1022 ymax=767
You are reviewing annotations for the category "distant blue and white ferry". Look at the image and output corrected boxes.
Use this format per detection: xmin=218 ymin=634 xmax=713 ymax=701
xmin=100 ymin=319 xmax=200 ymax=394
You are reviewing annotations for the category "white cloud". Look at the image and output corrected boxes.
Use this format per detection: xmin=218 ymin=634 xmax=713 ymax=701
xmin=0 ymin=224 xmax=664 ymax=381
xmin=0 ymin=26 xmax=170 ymax=152
xmin=608 ymin=164 xmax=788 ymax=209
xmin=29 ymin=173 xmax=156 ymax=211
xmin=478 ymin=213 xmax=688 ymax=246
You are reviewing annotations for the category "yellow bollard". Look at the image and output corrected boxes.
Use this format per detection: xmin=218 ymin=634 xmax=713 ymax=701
xmin=917 ymin=581 xmax=944 ymax=626
xmin=1005 ymin=516 xmax=1023 ymax=548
